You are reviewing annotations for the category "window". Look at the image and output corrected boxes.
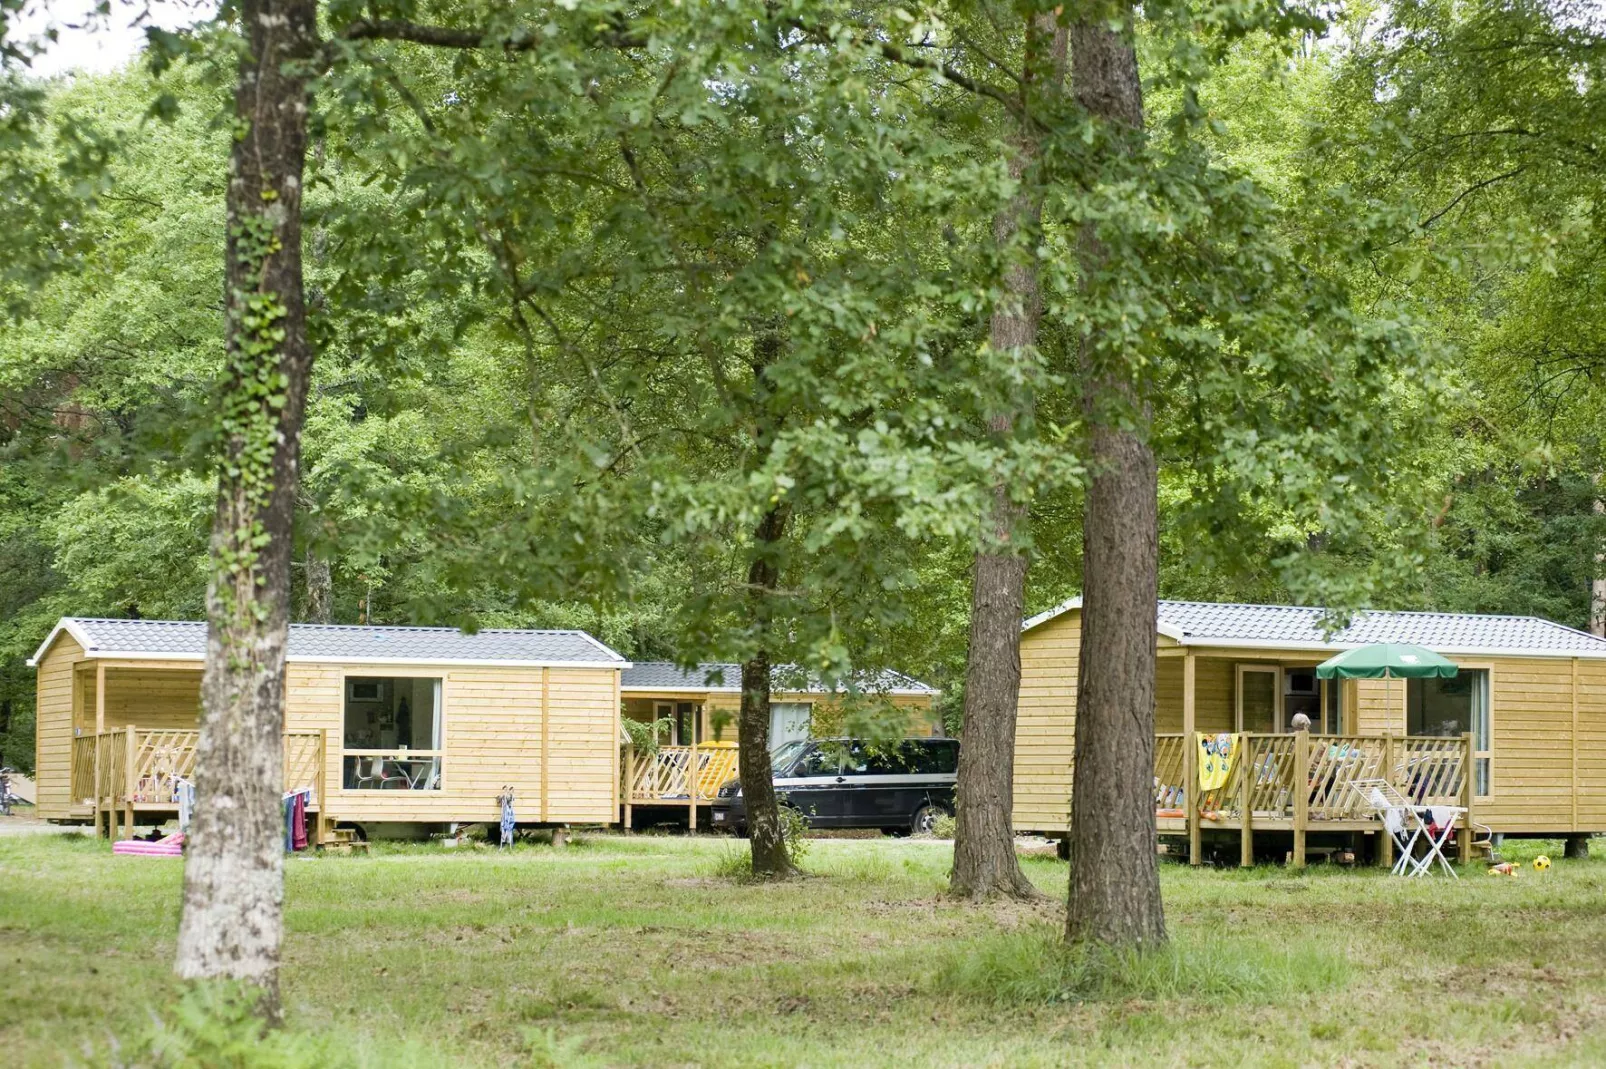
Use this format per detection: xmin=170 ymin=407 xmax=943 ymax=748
xmin=342 ymin=676 xmax=443 ymax=791
xmin=769 ymin=702 xmax=813 ymax=748
xmin=842 ymin=739 xmax=959 ymax=776
xmin=1407 ymin=669 xmax=1491 ymax=795
xmin=1322 ymin=677 xmax=1343 ymax=735
xmin=789 ymin=744 xmax=838 ymax=778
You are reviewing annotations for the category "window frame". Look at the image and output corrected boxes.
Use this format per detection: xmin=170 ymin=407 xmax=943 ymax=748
xmin=1405 ymin=662 xmax=1493 ymax=800
xmin=338 ymin=669 xmax=448 ymax=793
xmin=1234 ymin=664 xmax=1282 ymax=733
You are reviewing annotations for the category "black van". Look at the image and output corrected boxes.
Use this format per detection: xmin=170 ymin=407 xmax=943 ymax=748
xmin=710 ymin=737 xmax=959 ymax=836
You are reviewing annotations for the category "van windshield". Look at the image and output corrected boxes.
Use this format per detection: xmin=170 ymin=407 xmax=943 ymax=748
xmin=770 ymin=740 xmax=806 ymax=774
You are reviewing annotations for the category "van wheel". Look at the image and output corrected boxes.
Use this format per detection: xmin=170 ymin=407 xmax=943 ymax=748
xmin=911 ymin=804 xmax=942 ymax=837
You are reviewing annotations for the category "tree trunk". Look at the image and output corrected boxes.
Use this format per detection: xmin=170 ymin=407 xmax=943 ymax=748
xmin=1592 ymin=476 xmax=1604 ymax=637
xmin=174 ymin=0 xmax=319 ymax=1014
xmin=304 ymin=552 xmax=332 ymax=624
xmin=948 ymin=10 xmax=1065 ymax=902
xmin=738 ymin=503 xmax=797 ymax=878
xmin=1065 ymin=8 xmax=1167 ymax=950
xmin=736 ymin=312 xmax=797 ymax=879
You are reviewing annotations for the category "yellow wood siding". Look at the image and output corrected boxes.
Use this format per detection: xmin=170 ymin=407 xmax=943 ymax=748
xmin=101 ymin=667 xmax=201 ymax=730
xmin=33 ymin=635 xmax=83 ymax=820
xmin=1013 ymin=612 xmax=1079 ymax=833
xmin=289 ymin=662 xmax=620 ymax=825
xmin=1012 ymin=612 xmax=1606 ymax=837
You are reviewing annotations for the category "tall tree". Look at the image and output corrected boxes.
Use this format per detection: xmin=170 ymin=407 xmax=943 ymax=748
xmin=173 ymin=0 xmax=318 ymax=1009
xmin=1064 ymin=2 xmax=1165 ymax=947
xmin=949 ymin=8 xmax=1065 ymax=901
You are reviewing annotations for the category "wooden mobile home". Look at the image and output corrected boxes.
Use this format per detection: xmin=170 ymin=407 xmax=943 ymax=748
xmin=619 ymin=661 xmax=939 ymax=828
xmin=30 ymin=617 xmax=630 ymax=838
xmin=1014 ymin=599 xmax=1606 ymax=866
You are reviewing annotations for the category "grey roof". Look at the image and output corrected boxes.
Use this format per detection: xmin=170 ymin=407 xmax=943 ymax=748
xmin=1021 ymin=597 xmax=1606 ymax=658
xmin=622 ymin=661 xmax=936 ymax=695
xmin=30 ymin=617 xmax=627 ymax=667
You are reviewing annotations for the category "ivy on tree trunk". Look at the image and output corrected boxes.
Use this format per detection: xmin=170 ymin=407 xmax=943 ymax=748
xmin=173 ymin=0 xmax=319 ymax=1014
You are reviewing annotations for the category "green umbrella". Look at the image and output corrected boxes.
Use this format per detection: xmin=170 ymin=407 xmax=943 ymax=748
xmin=1315 ymin=644 xmax=1459 ymax=680
xmin=1317 ymin=644 xmax=1457 ymax=735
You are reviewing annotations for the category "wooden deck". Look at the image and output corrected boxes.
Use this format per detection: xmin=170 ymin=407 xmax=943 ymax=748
xmin=1156 ymin=731 xmax=1476 ymax=867
xmin=620 ymin=741 xmax=739 ymax=830
xmin=69 ymin=726 xmax=325 ymax=840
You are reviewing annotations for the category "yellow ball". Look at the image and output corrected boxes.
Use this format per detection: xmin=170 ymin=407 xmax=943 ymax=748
xmin=1534 ymin=855 xmax=1551 ymax=871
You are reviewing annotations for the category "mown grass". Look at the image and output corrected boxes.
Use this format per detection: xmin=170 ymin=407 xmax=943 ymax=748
xmin=4 ymin=831 xmax=1606 ymax=1067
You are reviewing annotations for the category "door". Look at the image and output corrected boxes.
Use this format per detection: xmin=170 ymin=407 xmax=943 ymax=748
xmin=1236 ymin=665 xmax=1280 ymax=733
xmin=775 ymin=742 xmax=844 ymax=825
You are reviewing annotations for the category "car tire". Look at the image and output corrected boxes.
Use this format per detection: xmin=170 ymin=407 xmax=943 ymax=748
xmin=910 ymin=803 xmax=943 ymax=837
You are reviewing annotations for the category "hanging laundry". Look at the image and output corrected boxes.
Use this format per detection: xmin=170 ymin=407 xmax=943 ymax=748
xmin=1197 ymin=732 xmax=1240 ymax=792
xmin=497 ymin=787 xmax=516 ymax=848
xmin=175 ymin=778 xmax=195 ymax=835
xmin=291 ymin=790 xmax=309 ymax=851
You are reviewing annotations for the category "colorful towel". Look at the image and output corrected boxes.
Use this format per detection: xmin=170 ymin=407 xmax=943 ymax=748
xmin=1197 ymin=732 xmax=1240 ymax=792
xmin=113 ymin=833 xmax=184 ymax=857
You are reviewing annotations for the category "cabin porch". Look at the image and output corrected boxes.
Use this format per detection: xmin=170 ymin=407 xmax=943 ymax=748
xmin=619 ymin=741 xmax=739 ymax=830
xmin=1155 ymin=730 xmax=1476 ymax=867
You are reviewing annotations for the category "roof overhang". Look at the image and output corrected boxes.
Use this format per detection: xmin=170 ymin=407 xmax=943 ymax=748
xmin=26 ymin=619 xmax=96 ymax=667
xmin=1020 ymin=602 xmax=1606 ymax=660
xmin=29 ymin=624 xmax=630 ymax=671
xmin=621 ymin=685 xmax=935 ymax=697
xmin=1021 ymin=597 xmax=1186 ymax=641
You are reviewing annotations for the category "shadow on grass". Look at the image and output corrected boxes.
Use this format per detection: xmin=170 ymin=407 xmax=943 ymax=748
xmin=929 ymin=923 xmax=1351 ymax=1005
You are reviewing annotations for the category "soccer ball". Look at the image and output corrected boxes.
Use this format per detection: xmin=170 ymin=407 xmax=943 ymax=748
xmin=1534 ymin=855 xmax=1551 ymax=871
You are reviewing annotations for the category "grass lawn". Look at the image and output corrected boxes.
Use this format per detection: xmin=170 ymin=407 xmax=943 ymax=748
xmin=5 ymin=832 xmax=1606 ymax=1067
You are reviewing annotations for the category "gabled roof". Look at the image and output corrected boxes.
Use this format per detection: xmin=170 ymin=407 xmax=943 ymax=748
xmin=1021 ymin=597 xmax=1606 ymax=659
xmin=621 ymin=661 xmax=936 ymax=696
xmin=28 ymin=617 xmax=629 ymax=669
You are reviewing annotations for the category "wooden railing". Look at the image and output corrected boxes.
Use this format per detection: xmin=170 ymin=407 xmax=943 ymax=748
xmin=1157 ymin=732 xmax=1470 ymax=822
xmin=77 ymin=727 xmax=325 ymax=811
xmin=71 ymin=735 xmax=96 ymax=805
xmin=627 ymin=742 xmax=740 ymax=802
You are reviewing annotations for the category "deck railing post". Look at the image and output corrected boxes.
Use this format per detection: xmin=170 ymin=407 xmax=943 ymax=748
xmin=1182 ymin=653 xmax=1199 ymax=866
xmin=1239 ymin=736 xmax=1254 ymax=868
xmin=1458 ymin=730 xmax=1474 ymax=864
xmin=1378 ymin=732 xmax=1395 ymax=869
xmin=1292 ymin=731 xmax=1309 ymax=869
xmin=688 ymin=735 xmax=698 ymax=832
xmin=123 ymin=725 xmax=137 ymax=841
xmin=623 ymin=743 xmax=635 ymax=831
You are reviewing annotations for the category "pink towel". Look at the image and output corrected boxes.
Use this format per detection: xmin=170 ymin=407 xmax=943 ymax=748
xmin=112 ymin=833 xmax=184 ymax=857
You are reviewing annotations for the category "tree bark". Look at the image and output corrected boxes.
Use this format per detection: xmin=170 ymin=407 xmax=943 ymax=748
xmin=738 ymin=502 xmax=797 ymax=878
xmin=736 ymin=316 xmax=797 ymax=879
xmin=303 ymin=551 xmax=332 ymax=624
xmin=1065 ymin=7 xmax=1167 ymax=950
xmin=174 ymin=0 xmax=319 ymax=1014
xmin=1592 ymin=476 xmax=1604 ymax=637
xmin=949 ymin=12 xmax=1065 ymax=901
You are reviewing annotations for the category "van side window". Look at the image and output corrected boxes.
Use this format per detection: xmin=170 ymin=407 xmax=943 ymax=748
xmin=792 ymin=746 xmax=838 ymax=777
xmin=922 ymin=740 xmax=958 ymax=774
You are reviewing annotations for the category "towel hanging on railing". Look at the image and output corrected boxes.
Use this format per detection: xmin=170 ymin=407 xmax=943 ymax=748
xmin=497 ymin=786 xmax=516 ymax=848
xmin=175 ymin=777 xmax=195 ymax=834
xmin=282 ymin=788 xmax=312 ymax=853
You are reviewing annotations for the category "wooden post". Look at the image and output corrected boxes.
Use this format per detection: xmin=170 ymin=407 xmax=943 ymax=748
xmin=124 ymin=724 xmax=136 ymax=840
xmin=540 ymin=667 xmax=550 ymax=823
xmin=689 ymin=734 xmax=699 ymax=832
xmin=94 ymin=661 xmax=106 ymax=734
xmin=1378 ymin=732 xmax=1395 ymax=869
xmin=1239 ymin=736 xmax=1254 ymax=868
xmin=623 ymin=743 xmax=635 ymax=831
xmin=1458 ymin=730 xmax=1474 ymax=864
xmin=314 ymin=728 xmax=331 ymax=846
xmin=92 ymin=730 xmax=103 ymax=839
xmin=1292 ymin=730 xmax=1308 ymax=869
xmin=1183 ymin=651 xmax=1199 ymax=866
